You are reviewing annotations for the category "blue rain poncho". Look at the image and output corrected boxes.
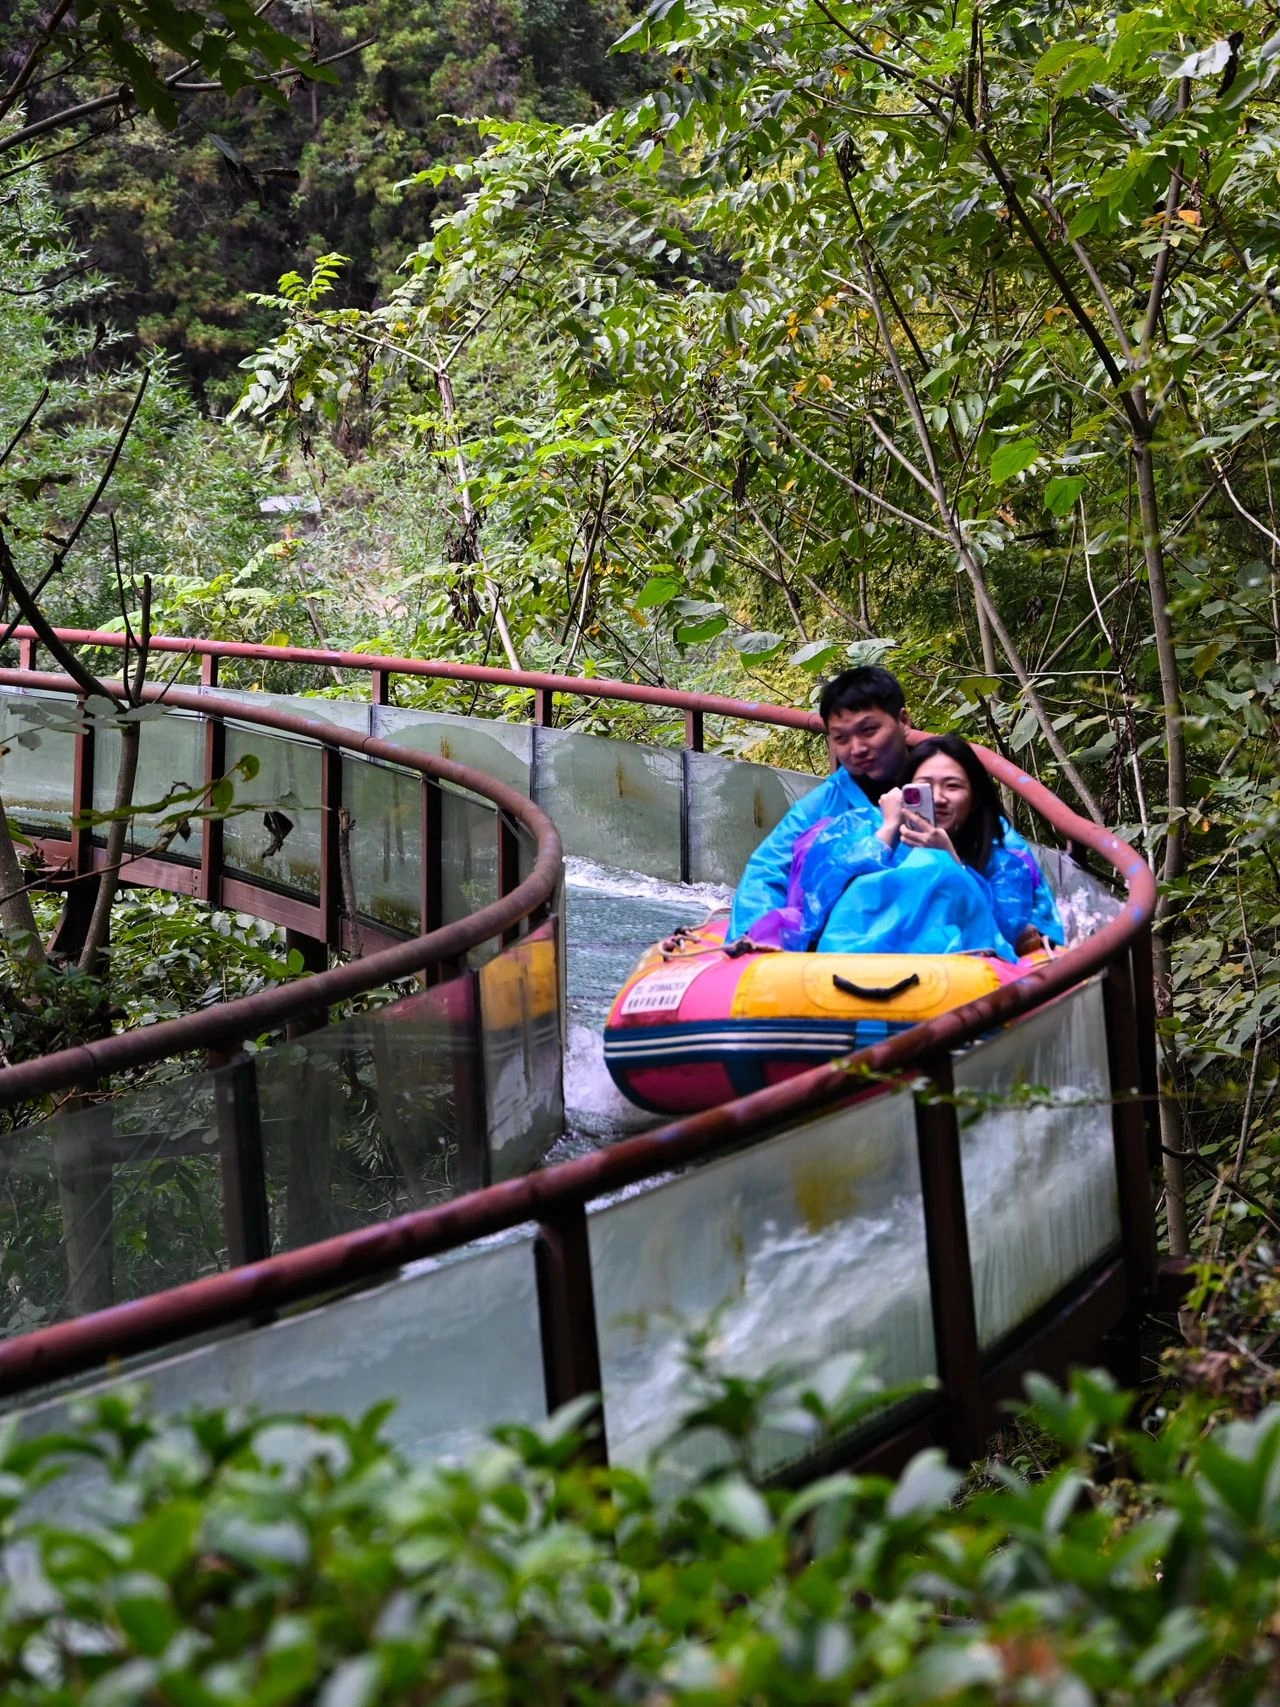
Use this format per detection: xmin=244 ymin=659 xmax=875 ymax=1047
xmin=727 ymin=768 xmax=1065 ymax=958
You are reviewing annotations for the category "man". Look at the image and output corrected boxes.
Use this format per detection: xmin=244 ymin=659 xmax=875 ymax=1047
xmin=727 ymin=665 xmax=1062 ymax=951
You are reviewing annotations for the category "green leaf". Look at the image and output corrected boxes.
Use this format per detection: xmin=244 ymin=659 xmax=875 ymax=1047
xmin=696 ymin=1473 xmax=773 ymax=1539
xmin=732 ymin=629 xmax=786 ymax=662
xmin=989 ymin=438 xmax=1040 ymax=484
xmin=1044 ymin=474 xmax=1086 ymax=515
xmin=674 ymin=614 xmax=728 ymax=644
xmin=131 ymin=1500 xmax=201 ymax=1578
xmin=790 ymin=639 xmax=843 ymax=672
xmin=635 ymin=575 xmax=681 ymax=608
xmin=887 ymin=1450 xmax=961 ymax=1517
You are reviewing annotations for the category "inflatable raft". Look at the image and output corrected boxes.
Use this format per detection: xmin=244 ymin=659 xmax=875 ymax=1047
xmin=604 ymin=916 xmax=1046 ymax=1115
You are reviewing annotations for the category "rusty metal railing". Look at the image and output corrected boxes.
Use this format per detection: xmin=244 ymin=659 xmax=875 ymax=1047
xmin=8 ymin=626 xmax=820 ymax=750
xmin=0 ymin=649 xmax=1159 ymax=1472
xmin=0 ymin=670 xmax=562 ymax=1101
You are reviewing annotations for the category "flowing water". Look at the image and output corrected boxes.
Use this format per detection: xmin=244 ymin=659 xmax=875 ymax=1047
xmin=556 ymin=857 xmax=733 ymax=1151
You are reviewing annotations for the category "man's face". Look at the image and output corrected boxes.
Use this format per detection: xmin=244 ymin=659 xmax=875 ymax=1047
xmin=825 ymin=705 xmax=911 ymax=785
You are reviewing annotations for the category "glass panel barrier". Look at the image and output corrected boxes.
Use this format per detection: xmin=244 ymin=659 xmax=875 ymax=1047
xmin=441 ymin=784 xmax=498 ymax=943
xmin=341 ymin=756 xmax=421 ymax=933
xmin=91 ymin=710 xmax=203 ymax=858
xmin=1032 ymin=844 xmax=1123 ymax=946
xmin=375 ymin=708 xmax=534 ymax=797
xmin=255 ymin=975 xmax=484 ymax=1247
xmin=533 ymin=727 xmax=683 ymax=880
xmin=251 ymin=693 xmax=372 ymax=737
xmin=223 ymin=725 xmax=323 ymax=897
xmin=480 ymin=921 xmax=563 ymax=1182
xmin=953 ymin=979 xmax=1119 ymax=1353
xmin=0 ymin=1068 xmax=233 ymax=1336
xmin=685 ymin=752 xmax=822 ymax=887
xmin=0 ymin=690 xmax=78 ymax=835
xmin=588 ymin=1087 xmax=933 ymax=1477
xmin=14 ymin=1233 xmax=544 ymax=1472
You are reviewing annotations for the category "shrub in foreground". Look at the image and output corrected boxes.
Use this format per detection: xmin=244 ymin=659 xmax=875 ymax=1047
xmin=2 ymin=1363 xmax=1280 ymax=1704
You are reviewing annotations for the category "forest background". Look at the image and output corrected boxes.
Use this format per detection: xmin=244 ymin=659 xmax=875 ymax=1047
xmin=1 ymin=2 xmax=1279 ymax=1288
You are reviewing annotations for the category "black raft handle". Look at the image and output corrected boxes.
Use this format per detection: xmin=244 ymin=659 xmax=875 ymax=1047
xmin=831 ymin=971 xmax=921 ymax=1002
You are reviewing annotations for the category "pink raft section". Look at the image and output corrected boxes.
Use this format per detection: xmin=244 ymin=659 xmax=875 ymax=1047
xmin=606 ymin=915 xmax=1052 ymax=1116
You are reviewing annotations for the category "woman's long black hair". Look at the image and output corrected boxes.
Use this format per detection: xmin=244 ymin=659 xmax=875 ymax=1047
xmin=903 ymin=734 xmax=1004 ymax=872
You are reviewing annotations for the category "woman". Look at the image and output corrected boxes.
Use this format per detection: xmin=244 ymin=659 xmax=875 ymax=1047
xmin=745 ymin=735 xmax=1062 ymax=959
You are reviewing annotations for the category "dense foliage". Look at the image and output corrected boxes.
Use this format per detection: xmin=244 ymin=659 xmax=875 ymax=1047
xmin=224 ymin=0 xmax=1280 ymax=1261
xmin=5 ymin=1362 xmax=1280 ymax=1704
xmin=0 ymin=0 xmax=654 ymax=400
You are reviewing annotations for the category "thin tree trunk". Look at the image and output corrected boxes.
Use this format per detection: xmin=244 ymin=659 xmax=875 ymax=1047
xmin=78 ymin=714 xmax=139 ymax=977
xmin=1134 ymin=439 xmax=1190 ymax=1255
xmin=0 ymin=791 xmax=44 ymax=960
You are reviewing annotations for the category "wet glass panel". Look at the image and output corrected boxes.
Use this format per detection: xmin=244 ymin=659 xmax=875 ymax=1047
xmin=91 ymin=709 xmax=203 ymax=859
xmin=588 ymin=1088 xmax=932 ymax=1476
xmin=953 ymin=979 xmax=1119 ymax=1353
xmin=0 ymin=689 xmax=78 ymax=836
xmin=250 ymin=693 xmax=372 ymax=737
xmin=441 ymin=784 xmax=498 ymax=944
xmin=533 ymin=727 xmax=683 ymax=878
xmin=255 ymin=976 xmax=485 ymax=1247
xmin=376 ymin=709 xmax=533 ymax=796
xmin=685 ymin=752 xmax=823 ymax=888
xmin=341 ymin=757 xmax=421 ymax=934
xmin=15 ymin=1234 xmax=544 ymax=1471
xmin=0 ymin=1069 xmax=232 ymax=1336
xmin=222 ymin=725 xmax=323 ymax=897
xmin=1030 ymin=844 xmax=1124 ymax=946
xmin=480 ymin=921 xmax=563 ymax=1181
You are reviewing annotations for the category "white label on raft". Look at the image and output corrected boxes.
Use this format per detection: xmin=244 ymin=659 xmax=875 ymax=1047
xmin=619 ymin=961 xmax=710 ymax=1017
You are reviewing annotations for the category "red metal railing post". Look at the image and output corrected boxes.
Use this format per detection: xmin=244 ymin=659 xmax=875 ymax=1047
xmin=497 ymin=812 xmax=521 ymax=945
xmin=199 ymin=714 xmax=226 ymax=906
xmin=535 ymin=1202 xmax=606 ymax=1463
xmin=371 ymin=668 xmax=391 ymax=707
xmin=452 ymin=969 xmax=490 ymax=1193
xmin=319 ymin=744 xmax=342 ymax=946
xmin=684 ymin=708 xmax=704 ymax=752
xmin=1101 ymin=957 xmax=1158 ymax=1302
xmin=914 ymin=1057 xmax=986 ymax=1466
xmin=533 ymin=687 xmax=555 ymax=727
xmin=210 ymin=1049 xmax=271 ymax=1268
xmin=420 ymin=777 xmax=444 ymax=981
xmin=200 ymin=653 xmax=219 ymax=689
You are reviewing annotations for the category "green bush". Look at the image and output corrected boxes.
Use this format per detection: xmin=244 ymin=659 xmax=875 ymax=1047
xmin=4 ymin=1362 xmax=1280 ymax=1704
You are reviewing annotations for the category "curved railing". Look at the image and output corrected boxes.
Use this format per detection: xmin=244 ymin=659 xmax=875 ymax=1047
xmin=0 ymin=671 xmax=562 ymax=1098
xmin=9 ymin=627 xmax=823 ymax=744
xmin=0 ymin=669 xmax=565 ymax=1328
xmin=0 ymin=633 xmax=1161 ymax=1481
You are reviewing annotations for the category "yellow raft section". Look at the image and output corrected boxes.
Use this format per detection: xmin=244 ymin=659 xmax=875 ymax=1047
xmin=612 ymin=923 xmax=1006 ymax=1026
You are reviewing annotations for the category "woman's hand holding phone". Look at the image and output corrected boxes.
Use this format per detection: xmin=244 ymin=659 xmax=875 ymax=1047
xmin=900 ymin=814 xmax=959 ymax=859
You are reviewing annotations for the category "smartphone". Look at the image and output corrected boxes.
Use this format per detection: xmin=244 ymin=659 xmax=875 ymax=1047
xmin=901 ymin=781 xmax=935 ymax=826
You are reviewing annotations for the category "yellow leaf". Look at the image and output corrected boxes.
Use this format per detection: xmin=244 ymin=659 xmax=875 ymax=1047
xmin=817 ymin=373 xmax=834 ymax=391
xmin=1177 ymin=207 xmax=1202 ymax=226
xmin=782 ymin=478 xmax=796 ymax=492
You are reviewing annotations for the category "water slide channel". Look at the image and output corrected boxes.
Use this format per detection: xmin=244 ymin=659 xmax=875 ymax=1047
xmin=0 ymin=635 xmax=1160 ymax=1478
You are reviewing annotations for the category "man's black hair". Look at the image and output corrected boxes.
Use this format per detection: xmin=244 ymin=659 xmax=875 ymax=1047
xmin=818 ymin=665 xmax=906 ymax=724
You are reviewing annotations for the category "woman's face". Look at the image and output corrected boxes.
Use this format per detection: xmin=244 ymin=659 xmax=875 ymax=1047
xmin=911 ymin=753 xmax=974 ymax=834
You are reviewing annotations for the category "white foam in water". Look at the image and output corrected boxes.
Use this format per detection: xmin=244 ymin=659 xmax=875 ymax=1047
xmin=561 ymin=859 xmax=731 ymax=1143
xmin=564 ymin=856 xmax=733 ymax=912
